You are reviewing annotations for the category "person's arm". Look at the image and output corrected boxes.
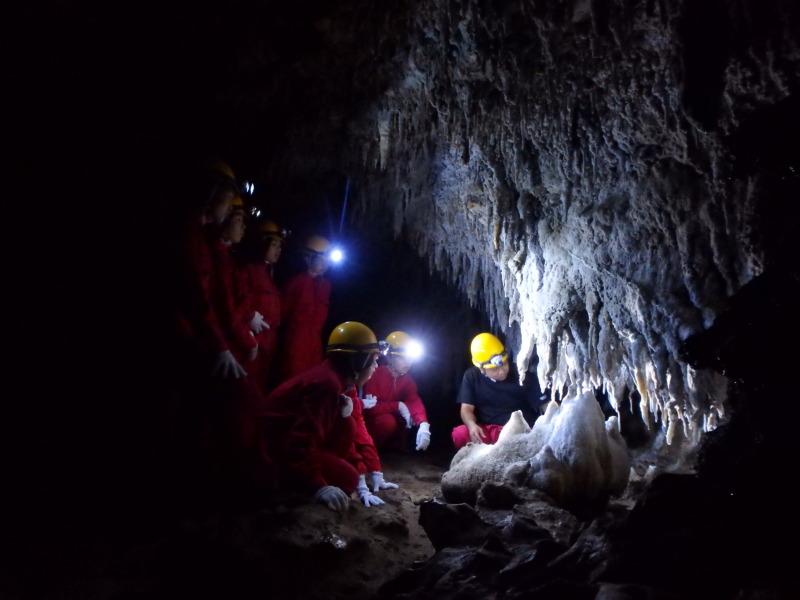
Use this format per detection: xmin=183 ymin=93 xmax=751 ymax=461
xmin=401 ymin=377 xmax=428 ymax=425
xmin=456 ymin=369 xmax=486 ymax=443
xmin=460 ymin=403 xmax=486 ymax=443
xmin=362 ymin=373 xmax=400 ymax=415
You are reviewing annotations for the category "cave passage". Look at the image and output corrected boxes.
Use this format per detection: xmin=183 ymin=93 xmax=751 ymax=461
xmin=7 ymin=1 xmax=800 ymax=599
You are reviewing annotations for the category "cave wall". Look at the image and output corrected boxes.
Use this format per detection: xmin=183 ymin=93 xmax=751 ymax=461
xmin=292 ymin=0 xmax=800 ymax=444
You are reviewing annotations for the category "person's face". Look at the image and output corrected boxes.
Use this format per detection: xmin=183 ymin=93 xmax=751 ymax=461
xmin=223 ymin=214 xmax=246 ymax=244
xmin=355 ymin=353 xmax=379 ymax=386
xmin=388 ymin=354 xmax=412 ymax=376
xmin=306 ymin=253 xmax=329 ymax=276
xmin=264 ymin=238 xmax=282 ymax=263
xmin=209 ymin=188 xmax=235 ymax=225
xmin=481 ymin=361 xmax=509 ymax=382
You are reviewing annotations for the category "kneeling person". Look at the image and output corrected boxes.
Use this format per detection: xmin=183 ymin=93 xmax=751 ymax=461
xmin=363 ymin=331 xmax=432 ymax=452
xmin=256 ymin=321 xmax=388 ymax=511
xmin=452 ymin=333 xmax=544 ymax=449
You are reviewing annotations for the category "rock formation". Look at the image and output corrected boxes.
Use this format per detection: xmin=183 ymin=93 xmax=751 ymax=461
xmin=442 ymin=392 xmax=630 ymax=515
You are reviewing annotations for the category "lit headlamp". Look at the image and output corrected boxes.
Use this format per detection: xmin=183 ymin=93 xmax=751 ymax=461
xmin=391 ymin=340 xmax=424 ymax=360
xmin=241 ymin=181 xmax=255 ymax=195
xmin=377 ymin=340 xmax=391 ymax=356
xmin=481 ymin=353 xmax=508 ymax=368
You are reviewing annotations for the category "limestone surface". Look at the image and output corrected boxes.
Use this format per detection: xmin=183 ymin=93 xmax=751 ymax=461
xmin=442 ymin=392 xmax=631 ymax=515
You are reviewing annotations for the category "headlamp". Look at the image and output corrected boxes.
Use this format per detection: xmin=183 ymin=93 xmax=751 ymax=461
xmin=263 ymin=227 xmax=291 ymax=240
xmin=377 ymin=340 xmax=391 ymax=356
xmin=481 ymin=353 xmax=507 ymax=368
xmin=329 ymin=248 xmax=344 ymax=263
xmin=241 ymin=181 xmax=255 ymax=195
xmin=397 ymin=340 xmax=424 ymax=360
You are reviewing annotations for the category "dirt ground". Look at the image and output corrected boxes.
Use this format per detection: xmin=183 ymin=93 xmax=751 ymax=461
xmin=0 ymin=438 xmax=684 ymax=600
xmin=261 ymin=448 xmax=452 ymax=600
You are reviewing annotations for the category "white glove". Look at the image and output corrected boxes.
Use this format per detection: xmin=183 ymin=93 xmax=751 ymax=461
xmin=313 ymin=486 xmax=350 ymax=511
xmin=211 ymin=350 xmax=247 ymax=379
xmin=415 ymin=421 xmax=431 ymax=451
xmin=361 ymin=394 xmax=378 ymax=409
xmin=340 ymin=394 xmax=354 ymax=418
xmin=371 ymin=471 xmax=399 ymax=493
xmin=397 ymin=402 xmax=413 ymax=428
xmin=356 ymin=474 xmax=385 ymax=507
xmin=250 ymin=311 xmax=268 ymax=334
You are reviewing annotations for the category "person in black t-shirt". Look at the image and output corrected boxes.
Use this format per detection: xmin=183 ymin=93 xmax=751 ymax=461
xmin=451 ymin=333 xmax=545 ymax=449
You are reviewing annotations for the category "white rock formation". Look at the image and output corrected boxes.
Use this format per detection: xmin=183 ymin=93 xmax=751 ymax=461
xmin=442 ymin=392 xmax=630 ymax=515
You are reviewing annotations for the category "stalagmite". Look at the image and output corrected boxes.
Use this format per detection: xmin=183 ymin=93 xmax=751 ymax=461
xmin=442 ymin=392 xmax=631 ymax=515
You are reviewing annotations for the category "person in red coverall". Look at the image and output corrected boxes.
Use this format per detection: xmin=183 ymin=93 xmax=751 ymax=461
xmin=207 ymin=195 xmax=260 ymax=369
xmin=362 ymin=331 xmax=432 ymax=452
xmin=203 ymin=195 xmax=268 ymax=486
xmin=255 ymin=322 xmax=391 ymax=511
xmin=172 ymin=158 xmax=246 ymax=379
xmin=167 ymin=159 xmax=264 ymax=500
xmin=241 ymin=219 xmax=287 ymax=392
xmin=279 ymin=234 xmax=334 ymax=380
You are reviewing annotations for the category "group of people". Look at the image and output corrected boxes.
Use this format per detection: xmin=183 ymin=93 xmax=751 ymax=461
xmin=167 ymin=158 xmax=546 ymax=512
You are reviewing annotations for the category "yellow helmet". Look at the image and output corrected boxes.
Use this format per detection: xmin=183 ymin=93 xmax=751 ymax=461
xmin=258 ymin=220 xmax=289 ymax=241
xmin=303 ymin=234 xmax=331 ymax=256
xmin=470 ymin=333 xmax=508 ymax=369
xmin=231 ymin=195 xmax=246 ymax=215
xmin=210 ymin=159 xmax=236 ymax=181
xmin=326 ymin=322 xmax=389 ymax=355
xmin=386 ymin=331 xmax=424 ymax=359
xmin=206 ymin=158 xmax=238 ymax=187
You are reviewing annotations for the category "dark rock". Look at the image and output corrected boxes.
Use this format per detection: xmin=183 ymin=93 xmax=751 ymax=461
xmin=418 ymin=499 xmax=499 ymax=552
xmin=478 ymin=480 xmax=524 ymax=509
xmin=501 ymin=513 xmax=553 ymax=545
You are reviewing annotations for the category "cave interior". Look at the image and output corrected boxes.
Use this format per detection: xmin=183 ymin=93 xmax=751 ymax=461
xmin=7 ymin=1 xmax=800 ymax=599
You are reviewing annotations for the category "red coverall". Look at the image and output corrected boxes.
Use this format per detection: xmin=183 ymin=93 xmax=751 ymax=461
xmin=343 ymin=388 xmax=382 ymax=475
xmin=204 ymin=234 xmax=264 ymax=478
xmin=254 ymin=359 xmax=360 ymax=495
xmin=243 ymin=260 xmax=281 ymax=392
xmin=169 ymin=220 xmax=259 ymax=485
xmin=172 ymin=217 xmax=228 ymax=356
xmin=207 ymin=236 xmax=258 ymax=364
xmin=362 ymin=365 xmax=428 ymax=450
xmin=279 ymin=271 xmax=331 ymax=380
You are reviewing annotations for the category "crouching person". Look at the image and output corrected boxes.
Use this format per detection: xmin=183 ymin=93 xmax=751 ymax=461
xmin=255 ymin=321 xmax=388 ymax=511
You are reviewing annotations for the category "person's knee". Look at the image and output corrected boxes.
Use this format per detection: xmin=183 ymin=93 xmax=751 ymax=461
xmin=451 ymin=425 xmax=470 ymax=449
xmin=367 ymin=414 xmax=399 ymax=447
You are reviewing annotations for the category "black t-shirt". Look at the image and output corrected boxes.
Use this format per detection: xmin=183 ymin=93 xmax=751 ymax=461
xmin=456 ymin=366 xmax=543 ymax=426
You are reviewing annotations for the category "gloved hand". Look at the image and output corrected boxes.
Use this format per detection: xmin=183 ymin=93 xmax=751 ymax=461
xmin=356 ymin=474 xmax=385 ymax=507
xmin=371 ymin=471 xmax=399 ymax=493
xmin=250 ymin=311 xmax=268 ymax=334
xmin=397 ymin=402 xmax=413 ymax=428
xmin=211 ymin=350 xmax=247 ymax=379
xmin=313 ymin=486 xmax=350 ymax=511
xmin=361 ymin=394 xmax=378 ymax=409
xmin=340 ymin=394 xmax=354 ymax=418
xmin=415 ymin=421 xmax=431 ymax=451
